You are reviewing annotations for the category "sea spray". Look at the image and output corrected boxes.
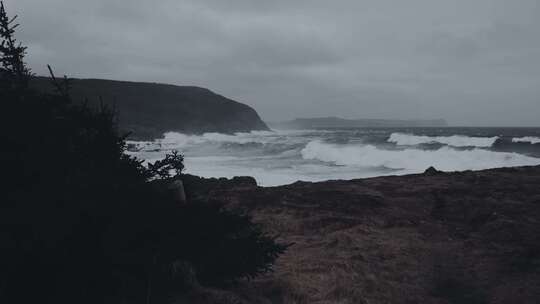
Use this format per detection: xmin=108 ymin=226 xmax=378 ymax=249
xmin=301 ymin=140 xmax=540 ymax=172
xmin=128 ymin=128 xmax=540 ymax=186
xmin=388 ymin=133 xmax=499 ymax=148
xmin=512 ymin=136 xmax=540 ymax=144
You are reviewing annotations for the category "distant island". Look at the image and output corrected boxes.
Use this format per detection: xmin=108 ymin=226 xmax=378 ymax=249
xmin=31 ymin=77 xmax=269 ymax=139
xmin=270 ymin=116 xmax=448 ymax=129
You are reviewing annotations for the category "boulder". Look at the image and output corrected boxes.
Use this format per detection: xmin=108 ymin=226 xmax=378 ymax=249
xmin=230 ymin=176 xmax=257 ymax=187
xmin=167 ymin=179 xmax=187 ymax=204
xmin=424 ymin=166 xmax=440 ymax=175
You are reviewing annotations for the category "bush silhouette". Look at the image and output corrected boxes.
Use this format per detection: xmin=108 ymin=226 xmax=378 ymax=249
xmin=0 ymin=3 xmax=285 ymax=303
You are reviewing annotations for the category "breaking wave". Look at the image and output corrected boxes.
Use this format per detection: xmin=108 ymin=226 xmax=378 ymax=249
xmin=301 ymin=140 xmax=540 ymax=172
xmin=128 ymin=129 xmax=540 ymax=186
xmin=512 ymin=136 xmax=540 ymax=144
xmin=160 ymin=131 xmax=278 ymax=146
xmin=388 ymin=133 xmax=498 ymax=148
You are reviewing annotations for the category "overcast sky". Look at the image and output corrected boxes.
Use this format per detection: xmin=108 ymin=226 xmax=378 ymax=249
xmin=5 ymin=0 xmax=540 ymax=125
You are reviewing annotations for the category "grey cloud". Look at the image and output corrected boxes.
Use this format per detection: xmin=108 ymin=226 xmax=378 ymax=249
xmin=4 ymin=0 xmax=540 ymax=126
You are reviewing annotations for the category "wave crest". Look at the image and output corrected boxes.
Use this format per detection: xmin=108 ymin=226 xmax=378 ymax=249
xmin=388 ymin=133 xmax=498 ymax=148
xmin=158 ymin=131 xmax=278 ymax=148
xmin=301 ymin=140 xmax=540 ymax=172
xmin=512 ymin=136 xmax=540 ymax=144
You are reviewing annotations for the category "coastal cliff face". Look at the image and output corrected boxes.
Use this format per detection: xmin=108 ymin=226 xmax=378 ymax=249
xmin=181 ymin=166 xmax=540 ymax=304
xmin=31 ymin=77 xmax=269 ymax=139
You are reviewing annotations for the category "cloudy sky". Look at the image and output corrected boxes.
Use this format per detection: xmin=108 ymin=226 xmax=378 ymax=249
xmin=5 ymin=0 xmax=540 ymax=125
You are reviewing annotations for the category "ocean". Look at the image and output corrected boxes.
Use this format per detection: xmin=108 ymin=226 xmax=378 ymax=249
xmin=127 ymin=127 xmax=540 ymax=186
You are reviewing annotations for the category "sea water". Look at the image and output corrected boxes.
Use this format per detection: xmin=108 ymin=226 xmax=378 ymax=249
xmin=127 ymin=127 xmax=540 ymax=186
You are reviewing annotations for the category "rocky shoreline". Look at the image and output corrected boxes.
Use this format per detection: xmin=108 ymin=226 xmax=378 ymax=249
xmin=179 ymin=166 xmax=540 ymax=303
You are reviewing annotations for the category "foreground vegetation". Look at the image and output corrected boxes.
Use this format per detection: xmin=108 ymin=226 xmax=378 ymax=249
xmin=189 ymin=166 xmax=540 ymax=304
xmin=0 ymin=3 xmax=285 ymax=303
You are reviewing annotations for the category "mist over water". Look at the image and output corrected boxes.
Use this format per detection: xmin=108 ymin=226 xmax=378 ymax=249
xmin=127 ymin=128 xmax=540 ymax=186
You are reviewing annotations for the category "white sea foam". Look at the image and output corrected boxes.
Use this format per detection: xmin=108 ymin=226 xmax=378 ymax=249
xmin=142 ymin=132 xmax=262 ymax=152
xmin=388 ymin=133 xmax=498 ymax=148
xmin=127 ymin=130 xmax=540 ymax=186
xmin=301 ymin=140 xmax=540 ymax=172
xmin=157 ymin=130 xmax=307 ymax=147
xmin=512 ymin=136 xmax=540 ymax=144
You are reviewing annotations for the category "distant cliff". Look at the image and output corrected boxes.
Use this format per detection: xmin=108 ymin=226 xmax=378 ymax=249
xmin=271 ymin=116 xmax=448 ymax=129
xmin=31 ymin=77 xmax=269 ymax=139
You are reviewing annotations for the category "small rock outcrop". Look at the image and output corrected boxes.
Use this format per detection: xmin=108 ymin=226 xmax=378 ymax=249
xmin=167 ymin=179 xmax=187 ymax=204
xmin=180 ymin=174 xmax=258 ymax=203
xmin=424 ymin=166 xmax=440 ymax=175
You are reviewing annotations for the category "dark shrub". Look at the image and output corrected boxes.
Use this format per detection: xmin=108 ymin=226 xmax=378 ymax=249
xmin=173 ymin=204 xmax=286 ymax=285
xmin=0 ymin=3 xmax=285 ymax=303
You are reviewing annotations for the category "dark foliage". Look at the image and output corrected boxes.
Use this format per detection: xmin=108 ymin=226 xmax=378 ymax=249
xmin=0 ymin=3 xmax=284 ymax=303
xmin=147 ymin=150 xmax=185 ymax=179
xmin=174 ymin=204 xmax=286 ymax=285
xmin=0 ymin=2 xmax=30 ymax=90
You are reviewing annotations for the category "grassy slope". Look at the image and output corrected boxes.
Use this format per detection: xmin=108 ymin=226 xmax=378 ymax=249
xmin=184 ymin=166 xmax=540 ymax=304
